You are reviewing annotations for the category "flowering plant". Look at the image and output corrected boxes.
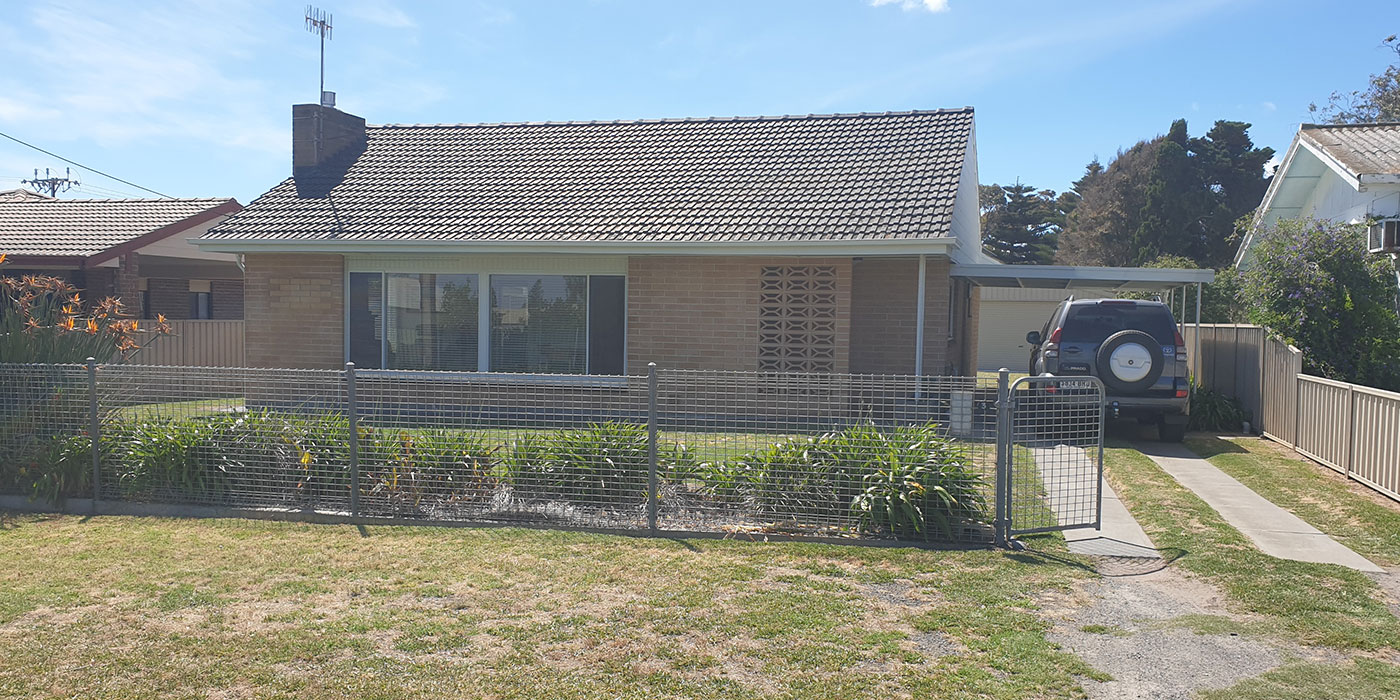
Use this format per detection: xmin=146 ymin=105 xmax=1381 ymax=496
xmin=0 ymin=253 xmax=171 ymax=363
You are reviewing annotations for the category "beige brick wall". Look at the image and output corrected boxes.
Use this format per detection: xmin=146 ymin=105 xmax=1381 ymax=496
xmin=849 ymin=256 xmax=954 ymax=375
xmin=626 ymin=256 xmax=852 ymax=372
xmin=244 ymin=253 xmax=344 ymax=369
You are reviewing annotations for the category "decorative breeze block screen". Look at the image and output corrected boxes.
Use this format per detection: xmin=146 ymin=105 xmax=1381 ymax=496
xmin=757 ymin=265 xmax=839 ymax=372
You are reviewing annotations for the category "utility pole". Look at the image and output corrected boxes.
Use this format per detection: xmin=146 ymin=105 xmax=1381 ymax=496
xmin=23 ymin=167 xmax=79 ymax=197
xmin=305 ymin=5 xmax=334 ymax=106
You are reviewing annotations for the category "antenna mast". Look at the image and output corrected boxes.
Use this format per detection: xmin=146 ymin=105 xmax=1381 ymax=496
xmin=305 ymin=5 xmax=334 ymax=106
xmin=23 ymin=167 xmax=79 ymax=197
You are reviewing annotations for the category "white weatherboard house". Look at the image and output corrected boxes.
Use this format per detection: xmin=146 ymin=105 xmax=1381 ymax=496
xmin=1236 ymin=122 xmax=1400 ymax=268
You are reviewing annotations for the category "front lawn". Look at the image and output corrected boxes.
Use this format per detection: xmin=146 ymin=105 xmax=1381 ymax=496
xmin=0 ymin=514 xmax=1098 ymax=699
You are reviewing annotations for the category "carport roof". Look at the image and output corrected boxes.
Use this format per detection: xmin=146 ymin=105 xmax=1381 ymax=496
xmin=951 ymin=263 xmax=1214 ymax=291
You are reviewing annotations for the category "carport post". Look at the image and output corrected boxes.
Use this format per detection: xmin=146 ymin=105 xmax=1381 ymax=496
xmin=1194 ymin=283 xmax=1203 ymax=375
xmin=993 ymin=368 xmax=1010 ymax=547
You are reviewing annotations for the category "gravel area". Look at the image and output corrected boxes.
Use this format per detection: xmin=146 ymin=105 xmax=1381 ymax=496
xmin=1039 ymin=563 xmax=1347 ymax=700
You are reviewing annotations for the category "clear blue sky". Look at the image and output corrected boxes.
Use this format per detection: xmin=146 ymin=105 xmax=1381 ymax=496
xmin=0 ymin=0 xmax=1395 ymax=204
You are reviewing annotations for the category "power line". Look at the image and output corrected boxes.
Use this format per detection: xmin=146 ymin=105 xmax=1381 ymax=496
xmin=0 ymin=129 xmax=173 ymax=199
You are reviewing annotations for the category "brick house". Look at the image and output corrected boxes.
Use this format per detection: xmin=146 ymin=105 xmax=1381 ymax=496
xmin=195 ymin=104 xmax=996 ymax=375
xmin=0 ymin=190 xmax=244 ymax=320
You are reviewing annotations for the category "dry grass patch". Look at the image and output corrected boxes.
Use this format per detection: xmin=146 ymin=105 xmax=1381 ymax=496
xmin=0 ymin=512 xmax=1103 ymax=699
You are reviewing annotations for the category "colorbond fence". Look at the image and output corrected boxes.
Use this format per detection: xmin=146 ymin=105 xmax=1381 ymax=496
xmin=129 ymin=320 xmax=244 ymax=367
xmin=1186 ymin=323 xmax=1400 ymax=503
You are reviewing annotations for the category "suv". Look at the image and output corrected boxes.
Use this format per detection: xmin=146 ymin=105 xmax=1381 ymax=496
xmin=1025 ymin=298 xmax=1190 ymax=442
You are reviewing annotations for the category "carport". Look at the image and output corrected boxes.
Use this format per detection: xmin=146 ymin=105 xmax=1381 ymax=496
xmin=950 ymin=263 xmax=1216 ymax=372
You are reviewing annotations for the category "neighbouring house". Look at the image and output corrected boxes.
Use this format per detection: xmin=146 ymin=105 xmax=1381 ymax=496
xmin=0 ymin=190 xmax=245 ymax=320
xmin=195 ymin=104 xmax=996 ymax=374
xmin=1235 ymin=122 xmax=1400 ymax=268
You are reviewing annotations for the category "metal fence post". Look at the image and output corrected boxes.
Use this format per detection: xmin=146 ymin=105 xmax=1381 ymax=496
xmin=346 ymin=362 xmax=360 ymax=519
xmin=87 ymin=357 xmax=99 ymax=514
xmin=993 ymin=368 xmax=1010 ymax=547
xmin=1346 ymin=383 xmax=1356 ymax=480
xmin=647 ymin=362 xmax=659 ymax=535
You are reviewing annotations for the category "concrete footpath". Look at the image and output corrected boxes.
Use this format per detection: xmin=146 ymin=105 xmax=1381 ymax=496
xmin=1136 ymin=442 xmax=1383 ymax=573
xmin=1034 ymin=445 xmax=1160 ymax=559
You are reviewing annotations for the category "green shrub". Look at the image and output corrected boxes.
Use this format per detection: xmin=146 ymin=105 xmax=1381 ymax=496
xmin=1188 ymin=385 xmax=1247 ymax=432
xmin=0 ymin=433 xmax=92 ymax=505
xmin=359 ymin=426 xmax=495 ymax=514
xmin=850 ymin=428 xmax=985 ymax=540
xmin=717 ymin=422 xmax=989 ymax=533
xmin=505 ymin=422 xmax=651 ymax=507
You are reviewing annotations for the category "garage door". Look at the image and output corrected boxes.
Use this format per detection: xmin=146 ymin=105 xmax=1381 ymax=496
xmin=978 ymin=298 xmax=1060 ymax=371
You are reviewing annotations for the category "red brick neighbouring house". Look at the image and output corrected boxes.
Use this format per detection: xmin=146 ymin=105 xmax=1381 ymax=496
xmin=0 ymin=190 xmax=244 ymax=320
xmin=195 ymin=104 xmax=993 ymax=374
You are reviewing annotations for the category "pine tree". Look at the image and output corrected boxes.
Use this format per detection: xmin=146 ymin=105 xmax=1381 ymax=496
xmin=980 ymin=181 xmax=1063 ymax=264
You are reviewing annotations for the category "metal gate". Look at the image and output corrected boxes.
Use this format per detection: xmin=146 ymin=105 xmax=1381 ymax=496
xmin=994 ymin=374 xmax=1105 ymax=542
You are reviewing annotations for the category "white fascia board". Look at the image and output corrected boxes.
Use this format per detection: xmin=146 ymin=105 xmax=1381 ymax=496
xmin=1359 ymin=173 xmax=1400 ymax=185
xmin=951 ymin=263 xmax=1215 ymax=286
xmin=192 ymin=237 xmax=959 ymax=257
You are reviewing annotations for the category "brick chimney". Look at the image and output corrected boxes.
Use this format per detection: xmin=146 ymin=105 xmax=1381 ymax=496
xmin=292 ymin=104 xmax=366 ymax=177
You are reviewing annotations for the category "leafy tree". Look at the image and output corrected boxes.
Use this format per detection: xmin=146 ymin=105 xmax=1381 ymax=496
xmin=1141 ymin=254 xmax=1246 ymax=324
xmin=1056 ymin=119 xmax=1272 ymax=269
xmin=1310 ymin=35 xmax=1400 ymax=124
xmin=1240 ymin=219 xmax=1400 ymax=391
xmin=979 ymin=181 xmax=1064 ymax=264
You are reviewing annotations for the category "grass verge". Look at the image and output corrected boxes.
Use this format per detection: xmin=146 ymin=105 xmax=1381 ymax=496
xmin=0 ymin=514 xmax=1099 ymax=699
xmin=1185 ymin=435 xmax=1400 ymax=567
xmin=1103 ymin=443 xmax=1400 ymax=650
xmin=1197 ymin=659 xmax=1400 ymax=699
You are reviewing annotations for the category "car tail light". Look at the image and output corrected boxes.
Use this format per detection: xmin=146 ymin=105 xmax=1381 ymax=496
xmin=1175 ymin=389 xmax=1189 ymax=398
xmin=1174 ymin=330 xmax=1188 ymax=362
xmin=1048 ymin=327 xmax=1062 ymax=344
xmin=1044 ymin=327 xmax=1061 ymax=358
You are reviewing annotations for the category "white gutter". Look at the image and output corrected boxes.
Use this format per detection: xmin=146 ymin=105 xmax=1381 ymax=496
xmin=191 ymin=236 xmax=960 ymax=257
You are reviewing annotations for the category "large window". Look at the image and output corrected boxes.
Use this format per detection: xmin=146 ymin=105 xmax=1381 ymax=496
xmin=349 ymin=270 xmax=624 ymax=374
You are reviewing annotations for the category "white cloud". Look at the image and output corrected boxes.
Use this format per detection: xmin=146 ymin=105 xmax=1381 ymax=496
xmin=347 ymin=1 xmax=417 ymax=29
xmin=870 ymin=0 xmax=950 ymax=12
xmin=1262 ymin=101 xmax=1277 ymax=111
xmin=1264 ymin=154 xmax=1282 ymax=177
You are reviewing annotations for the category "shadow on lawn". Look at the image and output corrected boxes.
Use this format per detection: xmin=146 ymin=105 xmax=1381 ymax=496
xmin=1184 ymin=435 xmax=1249 ymax=458
xmin=1014 ymin=545 xmax=1188 ymax=577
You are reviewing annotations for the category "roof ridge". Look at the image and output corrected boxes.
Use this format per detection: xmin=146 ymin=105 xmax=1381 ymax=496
xmin=1302 ymin=121 xmax=1400 ymax=129
xmin=2 ymin=197 xmax=236 ymax=204
xmin=370 ymin=107 xmax=975 ymax=130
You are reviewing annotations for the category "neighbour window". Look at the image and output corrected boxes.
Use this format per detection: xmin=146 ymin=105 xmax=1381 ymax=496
xmin=189 ymin=280 xmax=212 ymax=319
xmin=348 ymin=271 xmax=624 ymax=374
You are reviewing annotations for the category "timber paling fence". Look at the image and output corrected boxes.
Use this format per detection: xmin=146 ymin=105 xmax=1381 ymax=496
xmin=0 ymin=361 xmax=1093 ymax=545
xmin=1186 ymin=324 xmax=1400 ymax=503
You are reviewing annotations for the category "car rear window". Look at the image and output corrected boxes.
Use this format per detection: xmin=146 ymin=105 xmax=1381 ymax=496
xmin=1060 ymin=303 xmax=1177 ymax=346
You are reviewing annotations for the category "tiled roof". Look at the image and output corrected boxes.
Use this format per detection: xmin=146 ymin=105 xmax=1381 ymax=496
xmin=205 ymin=109 xmax=974 ymax=244
xmin=0 ymin=189 xmax=53 ymax=202
xmin=0 ymin=197 xmax=237 ymax=258
xmin=1301 ymin=123 xmax=1400 ymax=177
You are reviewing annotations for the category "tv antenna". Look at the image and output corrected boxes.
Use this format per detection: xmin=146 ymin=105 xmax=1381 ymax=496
xmin=23 ymin=167 xmax=79 ymax=197
xmin=305 ymin=5 xmax=334 ymax=106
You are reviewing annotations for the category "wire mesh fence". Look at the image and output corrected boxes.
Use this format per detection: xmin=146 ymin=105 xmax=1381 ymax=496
xmin=1002 ymin=375 xmax=1105 ymax=536
xmin=0 ymin=362 xmax=1103 ymax=546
